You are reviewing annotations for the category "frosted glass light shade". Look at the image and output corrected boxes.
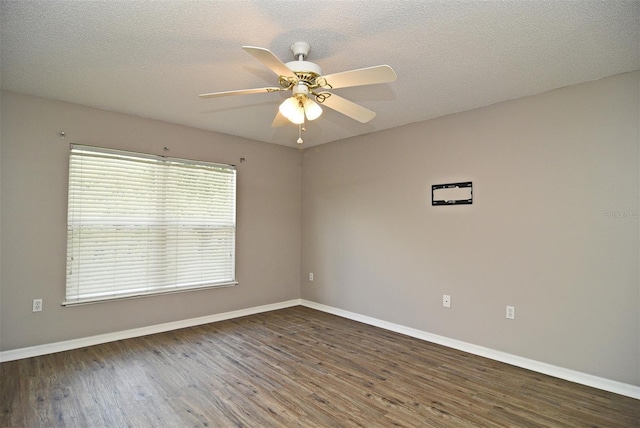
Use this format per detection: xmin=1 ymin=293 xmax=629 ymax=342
xmin=279 ymin=97 xmax=304 ymax=124
xmin=303 ymin=98 xmax=323 ymax=121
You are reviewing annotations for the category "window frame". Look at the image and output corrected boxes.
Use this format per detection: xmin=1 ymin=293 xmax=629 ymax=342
xmin=63 ymin=144 xmax=237 ymax=306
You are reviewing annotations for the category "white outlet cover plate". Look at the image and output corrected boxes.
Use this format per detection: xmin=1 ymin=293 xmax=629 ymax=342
xmin=506 ymin=306 xmax=515 ymax=319
xmin=443 ymin=295 xmax=451 ymax=308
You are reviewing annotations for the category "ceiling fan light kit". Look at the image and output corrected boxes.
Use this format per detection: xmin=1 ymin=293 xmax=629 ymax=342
xmin=303 ymin=97 xmax=322 ymax=120
xmin=279 ymin=97 xmax=305 ymax=124
xmin=199 ymin=41 xmax=397 ymax=145
xmin=278 ymin=82 xmax=324 ymax=125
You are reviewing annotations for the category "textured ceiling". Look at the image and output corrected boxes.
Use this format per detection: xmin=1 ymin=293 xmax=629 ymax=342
xmin=1 ymin=1 xmax=639 ymax=148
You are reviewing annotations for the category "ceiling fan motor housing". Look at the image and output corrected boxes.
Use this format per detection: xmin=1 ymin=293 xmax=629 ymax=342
xmin=286 ymin=60 xmax=322 ymax=77
xmin=287 ymin=42 xmax=322 ymax=84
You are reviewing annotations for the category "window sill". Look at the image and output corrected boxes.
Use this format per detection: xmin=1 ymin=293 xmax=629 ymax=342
xmin=62 ymin=281 xmax=238 ymax=307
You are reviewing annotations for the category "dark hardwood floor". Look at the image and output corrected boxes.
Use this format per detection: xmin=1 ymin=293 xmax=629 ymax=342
xmin=1 ymin=306 xmax=638 ymax=427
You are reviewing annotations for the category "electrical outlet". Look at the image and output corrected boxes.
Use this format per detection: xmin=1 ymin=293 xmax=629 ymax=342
xmin=33 ymin=299 xmax=43 ymax=312
xmin=506 ymin=305 xmax=515 ymax=320
xmin=308 ymin=272 xmax=314 ymax=282
xmin=443 ymin=294 xmax=451 ymax=308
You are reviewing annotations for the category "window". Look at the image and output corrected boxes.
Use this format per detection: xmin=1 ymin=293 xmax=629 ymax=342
xmin=64 ymin=145 xmax=237 ymax=305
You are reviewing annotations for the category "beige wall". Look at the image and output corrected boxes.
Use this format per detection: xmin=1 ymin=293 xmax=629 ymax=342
xmin=301 ymin=71 xmax=640 ymax=386
xmin=0 ymin=91 xmax=302 ymax=350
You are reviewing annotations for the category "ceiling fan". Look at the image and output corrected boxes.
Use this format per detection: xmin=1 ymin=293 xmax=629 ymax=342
xmin=199 ymin=42 xmax=397 ymax=144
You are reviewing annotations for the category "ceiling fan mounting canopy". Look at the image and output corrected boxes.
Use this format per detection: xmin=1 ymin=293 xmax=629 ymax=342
xmin=290 ymin=42 xmax=311 ymax=59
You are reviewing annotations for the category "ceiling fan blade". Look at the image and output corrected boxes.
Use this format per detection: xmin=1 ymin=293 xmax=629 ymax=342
xmin=320 ymin=93 xmax=376 ymax=123
xmin=322 ymin=65 xmax=397 ymax=89
xmin=242 ymin=46 xmax=296 ymax=78
xmin=199 ymin=87 xmax=283 ymax=98
xmin=271 ymin=111 xmax=290 ymax=127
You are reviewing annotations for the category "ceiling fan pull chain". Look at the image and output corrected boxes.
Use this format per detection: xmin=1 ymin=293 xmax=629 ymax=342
xmin=297 ymin=123 xmax=304 ymax=145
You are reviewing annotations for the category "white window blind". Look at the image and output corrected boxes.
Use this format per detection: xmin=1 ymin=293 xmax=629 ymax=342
xmin=65 ymin=145 xmax=237 ymax=305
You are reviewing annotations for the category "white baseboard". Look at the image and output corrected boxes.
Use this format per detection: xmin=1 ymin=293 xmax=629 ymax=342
xmin=300 ymin=299 xmax=640 ymax=400
xmin=0 ymin=299 xmax=301 ymax=363
xmin=2 ymin=298 xmax=637 ymax=399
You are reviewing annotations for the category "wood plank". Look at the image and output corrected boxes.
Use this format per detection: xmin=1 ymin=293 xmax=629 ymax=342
xmin=1 ymin=306 xmax=638 ymax=427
